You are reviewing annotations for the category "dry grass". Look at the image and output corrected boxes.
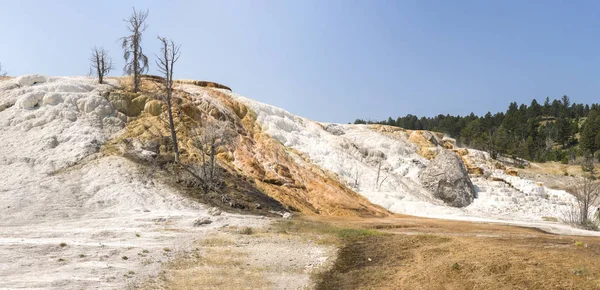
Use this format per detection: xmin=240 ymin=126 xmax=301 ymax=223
xmin=526 ymin=161 xmax=587 ymax=177
xmin=272 ymin=219 xmax=383 ymax=246
xmin=146 ymin=247 xmax=270 ymax=290
xmin=305 ymin=215 xmax=600 ymax=290
xmin=141 ymin=233 xmax=271 ymax=289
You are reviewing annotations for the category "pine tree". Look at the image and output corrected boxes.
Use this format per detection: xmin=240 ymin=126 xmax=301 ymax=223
xmin=581 ymin=110 xmax=600 ymax=153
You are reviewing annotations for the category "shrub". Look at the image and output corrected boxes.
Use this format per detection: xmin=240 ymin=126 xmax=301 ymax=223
xmin=239 ymin=227 xmax=254 ymax=235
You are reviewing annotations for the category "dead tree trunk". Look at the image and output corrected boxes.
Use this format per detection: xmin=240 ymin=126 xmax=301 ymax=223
xmin=156 ymin=37 xmax=181 ymax=163
xmin=121 ymin=8 xmax=149 ymax=92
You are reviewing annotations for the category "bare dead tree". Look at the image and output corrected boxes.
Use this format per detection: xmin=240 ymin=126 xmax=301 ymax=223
xmin=193 ymin=119 xmax=236 ymax=192
xmin=375 ymin=161 xmax=381 ymax=188
xmin=0 ymin=62 xmax=6 ymax=77
xmin=89 ymin=47 xmax=113 ymax=84
xmin=565 ymin=177 xmax=600 ymax=230
xmin=156 ymin=36 xmax=181 ymax=163
xmin=352 ymin=168 xmax=361 ymax=189
xmin=581 ymin=151 xmax=596 ymax=176
xmin=121 ymin=8 xmax=149 ymax=92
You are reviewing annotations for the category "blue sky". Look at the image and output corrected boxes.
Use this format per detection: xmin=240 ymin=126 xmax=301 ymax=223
xmin=1 ymin=0 xmax=600 ymax=123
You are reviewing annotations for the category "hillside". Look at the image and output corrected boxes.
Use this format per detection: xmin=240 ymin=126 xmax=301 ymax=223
xmin=1 ymin=75 xmax=599 ymax=289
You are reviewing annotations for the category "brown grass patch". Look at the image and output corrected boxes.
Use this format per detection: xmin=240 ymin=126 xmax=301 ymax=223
xmin=308 ymin=215 xmax=600 ymax=290
xmin=144 ymin=247 xmax=270 ymax=289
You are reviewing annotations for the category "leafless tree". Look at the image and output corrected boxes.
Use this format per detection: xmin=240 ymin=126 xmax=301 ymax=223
xmin=89 ymin=47 xmax=113 ymax=84
xmin=156 ymin=36 xmax=181 ymax=163
xmin=0 ymin=62 xmax=6 ymax=77
xmin=375 ymin=160 xmax=388 ymax=190
xmin=121 ymin=8 xmax=149 ymax=92
xmin=352 ymin=168 xmax=361 ymax=189
xmin=565 ymin=177 xmax=600 ymax=230
xmin=193 ymin=119 xmax=236 ymax=192
xmin=581 ymin=151 xmax=596 ymax=175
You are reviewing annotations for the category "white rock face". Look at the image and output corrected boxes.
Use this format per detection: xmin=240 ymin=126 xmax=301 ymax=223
xmin=228 ymin=90 xmax=594 ymax=234
xmin=0 ymin=76 xmax=272 ymax=289
xmin=230 ymin=92 xmax=443 ymax=212
xmin=463 ymin=149 xmax=578 ymax=222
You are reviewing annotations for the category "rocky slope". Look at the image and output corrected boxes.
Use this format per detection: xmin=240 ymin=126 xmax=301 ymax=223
xmin=0 ymin=74 xmax=596 ymax=288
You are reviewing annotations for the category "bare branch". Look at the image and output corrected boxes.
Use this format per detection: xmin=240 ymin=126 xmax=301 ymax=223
xmin=192 ymin=119 xmax=237 ymax=192
xmin=565 ymin=177 xmax=600 ymax=230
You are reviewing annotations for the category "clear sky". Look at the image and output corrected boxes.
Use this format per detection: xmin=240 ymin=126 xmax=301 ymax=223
xmin=1 ymin=0 xmax=599 ymax=123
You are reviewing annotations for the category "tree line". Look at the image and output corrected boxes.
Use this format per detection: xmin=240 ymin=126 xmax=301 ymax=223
xmin=355 ymin=95 xmax=600 ymax=165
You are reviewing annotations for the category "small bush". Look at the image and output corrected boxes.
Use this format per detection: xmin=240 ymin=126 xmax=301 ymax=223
xmin=57 ymin=258 xmax=65 ymax=262
xmin=574 ymin=241 xmax=585 ymax=247
xmin=573 ymin=266 xmax=588 ymax=276
xmin=542 ymin=216 xmax=559 ymax=222
xmin=142 ymin=249 xmax=149 ymax=254
xmin=122 ymin=256 xmax=129 ymax=260
xmin=135 ymin=233 xmax=140 ymax=237
xmin=163 ymin=247 xmax=171 ymax=252
xmin=451 ymin=263 xmax=460 ymax=270
xmin=78 ymin=254 xmax=86 ymax=258
xmin=239 ymin=227 xmax=254 ymax=235
xmin=59 ymin=242 xmax=67 ymax=248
